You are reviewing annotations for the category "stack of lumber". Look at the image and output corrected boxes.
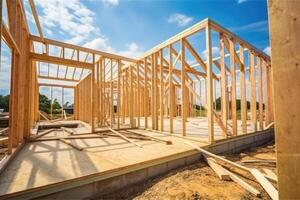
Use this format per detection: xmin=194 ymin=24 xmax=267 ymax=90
xmin=185 ymin=141 xmax=278 ymax=200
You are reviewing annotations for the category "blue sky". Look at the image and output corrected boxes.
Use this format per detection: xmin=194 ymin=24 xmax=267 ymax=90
xmin=1 ymin=0 xmax=270 ymax=105
xmin=25 ymin=0 xmax=270 ymax=57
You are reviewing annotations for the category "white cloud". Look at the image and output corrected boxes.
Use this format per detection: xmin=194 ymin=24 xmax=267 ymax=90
xmin=118 ymin=42 xmax=143 ymax=58
xmin=237 ymin=0 xmax=249 ymax=4
xmin=230 ymin=20 xmax=268 ymax=33
xmin=263 ymin=46 xmax=271 ymax=56
xmin=201 ymin=46 xmax=220 ymax=60
xmin=102 ymin=0 xmax=119 ymax=6
xmin=34 ymin=0 xmax=100 ymax=45
xmin=167 ymin=13 xmax=193 ymax=27
xmin=84 ymin=37 xmax=115 ymax=53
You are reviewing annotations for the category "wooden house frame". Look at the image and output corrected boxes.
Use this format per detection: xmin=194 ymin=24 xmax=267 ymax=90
xmin=0 ymin=0 xmax=274 ymax=172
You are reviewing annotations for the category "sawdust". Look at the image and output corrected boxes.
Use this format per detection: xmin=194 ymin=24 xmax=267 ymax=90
xmin=96 ymin=143 xmax=276 ymax=200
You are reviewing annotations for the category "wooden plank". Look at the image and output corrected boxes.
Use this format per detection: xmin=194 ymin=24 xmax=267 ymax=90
xmin=0 ymin=137 xmax=8 ymax=145
xmin=31 ymin=128 xmax=55 ymax=140
xmin=205 ymin=157 xmax=231 ymax=181
xmin=159 ymin=50 xmax=164 ymax=132
xmin=31 ymin=135 xmax=108 ymax=142
xmin=126 ymin=130 xmax=172 ymax=145
xmin=28 ymin=0 xmax=44 ymax=39
xmin=211 ymin=19 xmax=270 ymax=62
xmin=117 ymin=60 xmax=121 ymax=128
xmin=30 ymin=53 xmax=93 ymax=69
xmin=220 ymin=35 xmax=228 ymax=136
xmin=249 ymin=53 xmax=257 ymax=131
xmin=257 ymin=57 xmax=264 ymax=130
xmin=106 ymin=126 xmax=142 ymax=148
xmin=239 ymin=45 xmax=247 ymax=133
xmin=30 ymin=35 xmax=137 ymax=63
xmin=59 ymin=138 xmax=84 ymax=151
xmin=184 ymin=141 xmax=249 ymax=171
xmin=205 ymin=24 xmax=214 ymax=143
xmin=180 ymin=39 xmax=186 ymax=136
xmin=241 ymin=159 xmax=276 ymax=164
xmin=229 ymin=38 xmax=237 ymax=136
xmin=250 ymin=169 xmax=278 ymax=200
xmin=0 ymin=128 xmax=9 ymax=136
xmin=222 ymin=165 xmax=261 ymax=197
xmin=263 ymin=169 xmax=278 ymax=182
xmin=137 ymin=18 xmax=208 ymax=60
xmin=61 ymin=127 xmax=75 ymax=135
xmin=169 ymin=44 xmax=174 ymax=133
xmin=1 ymin=21 xmax=21 ymax=55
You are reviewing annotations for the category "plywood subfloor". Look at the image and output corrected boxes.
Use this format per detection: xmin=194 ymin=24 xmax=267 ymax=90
xmin=0 ymin=117 xmax=256 ymax=196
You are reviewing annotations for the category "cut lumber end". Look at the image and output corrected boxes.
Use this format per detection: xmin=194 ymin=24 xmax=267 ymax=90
xmin=206 ymin=157 xmax=231 ymax=181
xmin=250 ymin=168 xmax=278 ymax=200
xmin=59 ymin=139 xmax=84 ymax=151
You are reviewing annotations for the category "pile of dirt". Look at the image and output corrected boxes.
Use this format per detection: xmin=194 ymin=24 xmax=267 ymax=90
xmin=96 ymin=143 xmax=276 ymax=200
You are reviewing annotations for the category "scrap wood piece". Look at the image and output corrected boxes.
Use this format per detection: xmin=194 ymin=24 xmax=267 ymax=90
xmin=126 ymin=130 xmax=172 ymax=145
xmin=106 ymin=127 xmax=142 ymax=148
xmin=204 ymin=156 xmax=231 ymax=181
xmin=184 ymin=141 xmax=277 ymax=182
xmin=241 ymin=159 xmax=276 ymax=164
xmin=250 ymin=169 xmax=278 ymax=200
xmin=263 ymin=169 xmax=278 ymax=182
xmin=102 ymin=132 xmax=152 ymax=141
xmin=32 ymin=135 xmax=108 ymax=142
xmin=61 ymin=127 xmax=75 ymax=135
xmin=0 ymin=128 xmax=9 ymax=136
xmin=0 ymin=137 xmax=8 ymax=146
xmin=222 ymin=164 xmax=261 ymax=197
xmin=59 ymin=139 xmax=83 ymax=151
xmin=265 ymin=122 xmax=274 ymax=129
xmin=30 ymin=128 xmax=56 ymax=140
xmin=39 ymin=110 xmax=50 ymax=121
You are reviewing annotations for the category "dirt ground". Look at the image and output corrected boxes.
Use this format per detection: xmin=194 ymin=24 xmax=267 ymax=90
xmin=96 ymin=142 xmax=276 ymax=200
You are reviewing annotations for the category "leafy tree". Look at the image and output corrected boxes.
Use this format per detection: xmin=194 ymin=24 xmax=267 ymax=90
xmin=39 ymin=94 xmax=62 ymax=114
xmin=0 ymin=95 xmax=9 ymax=112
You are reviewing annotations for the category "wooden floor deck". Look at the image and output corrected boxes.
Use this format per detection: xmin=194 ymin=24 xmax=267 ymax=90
xmin=0 ymin=117 xmax=256 ymax=197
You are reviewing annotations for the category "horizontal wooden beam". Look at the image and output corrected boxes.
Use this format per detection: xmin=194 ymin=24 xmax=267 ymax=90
xmin=30 ymin=53 xmax=93 ymax=69
xmin=210 ymin=19 xmax=270 ymax=62
xmin=38 ymin=83 xmax=76 ymax=88
xmin=38 ymin=75 xmax=81 ymax=83
xmin=138 ymin=18 xmax=209 ymax=60
xmin=30 ymin=35 xmax=137 ymax=63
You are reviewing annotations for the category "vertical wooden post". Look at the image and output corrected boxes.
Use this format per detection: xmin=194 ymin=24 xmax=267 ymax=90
xmin=110 ymin=59 xmax=113 ymax=128
xmin=160 ymin=50 xmax=164 ymax=132
xmin=250 ymin=53 xmax=257 ymax=131
xmin=169 ymin=45 xmax=174 ymax=133
xmin=91 ymin=54 xmax=95 ymax=133
xmin=229 ymin=38 xmax=237 ymax=136
xmin=99 ymin=59 xmax=103 ymax=126
xmin=206 ymin=22 xmax=214 ymax=143
xmin=199 ymin=79 xmax=202 ymax=117
xmin=117 ymin=60 xmax=121 ymax=129
xmin=61 ymin=87 xmax=64 ymax=119
xmin=220 ymin=35 xmax=227 ymax=136
xmin=50 ymin=86 xmax=53 ymax=120
xmin=137 ymin=62 xmax=140 ymax=127
xmin=257 ymin=57 xmax=263 ymax=130
xmin=180 ymin=39 xmax=186 ymax=136
xmin=130 ymin=65 xmax=134 ymax=127
xmin=268 ymin=1 xmax=300 ymax=198
xmin=239 ymin=45 xmax=247 ymax=134
xmin=144 ymin=58 xmax=148 ymax=128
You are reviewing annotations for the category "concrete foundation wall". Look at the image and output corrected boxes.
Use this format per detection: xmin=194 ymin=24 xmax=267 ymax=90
xmin=37 ymin=128 xmax=274 ymax=200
